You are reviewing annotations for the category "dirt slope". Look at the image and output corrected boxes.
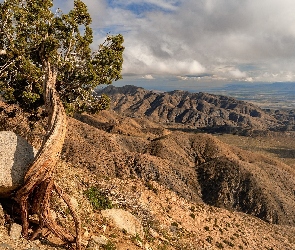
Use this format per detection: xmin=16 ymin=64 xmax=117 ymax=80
xmin=1 ymin=102 xmax=295 ymax=249
xmin=64 ymin=111 xmax=295 ymax=227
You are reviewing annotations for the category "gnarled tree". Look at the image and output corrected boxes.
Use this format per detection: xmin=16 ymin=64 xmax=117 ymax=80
xmin=0 ymin=0 xmax=124 ymax=249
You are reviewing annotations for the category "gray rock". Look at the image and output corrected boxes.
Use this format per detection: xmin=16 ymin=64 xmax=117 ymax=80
xmin=9 ymin=223 xmax=22 ymax=239
xmin=101 ymin=209 xmax=144 ymax=238
xmin=86 ymin=235 xmax=109 ymax=250
xmin=91 ymin=235 xmax=108 ymax=245
xmin=0 ymin=131 xmax=37 ymax=197
xmin=0 ymin=243 xmax=14 ymax=250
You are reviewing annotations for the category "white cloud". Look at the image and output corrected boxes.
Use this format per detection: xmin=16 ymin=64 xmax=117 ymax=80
xmin=54 ymin=0 xmax=295 ymax=83
xmin=142 ymin=74 xmax=155 ymax=79
xmin=229 ymin=69 xmax=247 ymax=79
xmin=156 ymin=59 xmax=205 ymax=75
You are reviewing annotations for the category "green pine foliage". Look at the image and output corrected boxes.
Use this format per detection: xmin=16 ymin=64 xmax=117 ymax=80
xmin=0 ymin=0 xmax=124 ymax=113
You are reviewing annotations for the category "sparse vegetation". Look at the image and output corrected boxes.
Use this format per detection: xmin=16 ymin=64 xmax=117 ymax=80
xmin=101 ymin=240 xmax=116 ymax=250
xmin=189 ymin=206 xmax=196 ymax=212
xmin=132 ymin=233 xmax=143 ymax=243
xmin=206 ymin=236 xmax=213 ymax=243
xmin=157 ymin=243 xmax=169 ymax=250
xmin=216 ymin=242 xmax=224 ymax=248
xmin=146 ymin=181 xmax=158 ymax=194
xmin=84 ymin=186 xmax=113 ymax=210
xmin=223 ymin=239 xmax=234 ymax=247
xmin=171 ymin=222 xmax=178 ymax=227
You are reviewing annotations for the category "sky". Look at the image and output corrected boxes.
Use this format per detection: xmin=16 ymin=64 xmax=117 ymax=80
xmin=51 ymin=1 xmax=295 ymax=88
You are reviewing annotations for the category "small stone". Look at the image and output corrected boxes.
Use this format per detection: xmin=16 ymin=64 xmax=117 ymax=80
xmin=32 ymin=240 xmax=41 ymax=245
xmin=83 ymin=227 xmax=90 ymax=238
xmin=91 ymin=235 xmax=109 ymax=245
xmin=81 ymin=240 xmax=89 ymax=246
xmin=86 ymin=235 xmax=109 ymax=250
xmin=70 ymin=197 xmax=79 ymax=210
xmin=9 ymin=223 xmax=22 ymax=240
xmin=135 ymin=239 xmax=143 ymax=247
xmin=149 ymin=228 xmax=159 ymax=238
xmin=101 ymin=225 xmax=107 ymax=232
xmin=0 ymin=203 xmax=5 ymax=226
xmin=50 ymin=209 xmax=57 ymax=220
xmin=145 ymin=243 xmax=153 ymax=250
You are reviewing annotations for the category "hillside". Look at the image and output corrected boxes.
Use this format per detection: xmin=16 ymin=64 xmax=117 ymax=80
xmin=0 ymin=99 xmax=295 ymax=249
xmin=96 ymin=85 xmax=295 ymax=133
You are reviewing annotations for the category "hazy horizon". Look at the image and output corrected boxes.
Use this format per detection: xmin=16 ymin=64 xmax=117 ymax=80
xmin=100 ymin=79 xmax=295 ymax=110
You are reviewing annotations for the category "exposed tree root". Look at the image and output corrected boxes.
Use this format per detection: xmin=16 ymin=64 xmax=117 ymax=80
xmin=15 ymin=68 xmax=81 ymax=250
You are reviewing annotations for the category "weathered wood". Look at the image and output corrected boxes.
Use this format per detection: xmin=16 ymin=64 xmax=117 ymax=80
xmin=16 ymin=65 xmax=81 ymax=249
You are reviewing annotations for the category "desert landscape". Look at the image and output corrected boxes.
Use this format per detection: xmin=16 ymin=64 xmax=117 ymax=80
xmin=0 ymin=85 xmax=295 ymax=249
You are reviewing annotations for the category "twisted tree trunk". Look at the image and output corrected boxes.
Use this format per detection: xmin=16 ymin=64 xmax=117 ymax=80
xmin=16 ymin=65 xmax=81 ymax=249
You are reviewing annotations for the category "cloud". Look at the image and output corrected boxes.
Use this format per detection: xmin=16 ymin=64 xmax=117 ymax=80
xmin=229 ymin=69 xmax=247 ymax=79
xmin=54 ymin=0 xmax=295 ymax=82
xmin=123 ymin=45 xmax=205 ymax=75
xmin=142 ymin=74 xmax=155 ymax=79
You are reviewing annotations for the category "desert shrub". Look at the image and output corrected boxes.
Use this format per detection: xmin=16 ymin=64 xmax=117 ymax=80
xmin=216 ymin=242 xmax=224 ymax=248
xmin=223 ymin=239 xmax=234 ymax=247
xmin=84 ymin=186 xmax=113 ymax=210
xmin=206 ymin=236 xmax=213 ymax=243
xmin=132 ymin=233 xmax=143 ymax=243
xmin=189 ymin=213 xmax=195 ymax=219
xmin=171 ymin=221 xmax=178 ymax=227
xmin=101 ymin=240 xmax=116 ymax=250
xmin=146 ymin=181 xmax=158 ymax=194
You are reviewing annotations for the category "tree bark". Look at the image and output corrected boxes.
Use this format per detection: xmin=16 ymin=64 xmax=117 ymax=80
xmin=16 ymin=65 xmax=81 ymax=249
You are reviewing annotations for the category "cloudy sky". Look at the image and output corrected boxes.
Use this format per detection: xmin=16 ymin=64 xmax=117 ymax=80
xmin=55 ymin=0 xmax=295 ymax=88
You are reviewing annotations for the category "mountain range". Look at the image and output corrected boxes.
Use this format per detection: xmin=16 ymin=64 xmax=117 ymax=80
xmin=96 ymin=85 xmax=295 ymax=134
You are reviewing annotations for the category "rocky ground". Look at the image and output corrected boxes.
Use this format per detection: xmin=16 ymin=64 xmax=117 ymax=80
xmin=1 ymin=100 xmax=295 ymax=249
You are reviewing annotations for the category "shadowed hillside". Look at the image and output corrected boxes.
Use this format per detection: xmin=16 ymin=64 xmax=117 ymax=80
xmin=63 ymin=111 xmax=295 ymax=227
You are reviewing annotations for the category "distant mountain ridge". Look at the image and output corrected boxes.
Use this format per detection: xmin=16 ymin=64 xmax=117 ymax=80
xmin=96 ymin=85 xmax=294 ymax=133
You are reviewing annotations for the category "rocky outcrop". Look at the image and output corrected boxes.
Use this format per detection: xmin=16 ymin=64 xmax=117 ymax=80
xmin=0 ymin=131 xmax=37 ymax=197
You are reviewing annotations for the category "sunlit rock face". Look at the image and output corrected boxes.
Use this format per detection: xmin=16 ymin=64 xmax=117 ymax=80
xmin=0 ymin=131 xmax=37 ymax=197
